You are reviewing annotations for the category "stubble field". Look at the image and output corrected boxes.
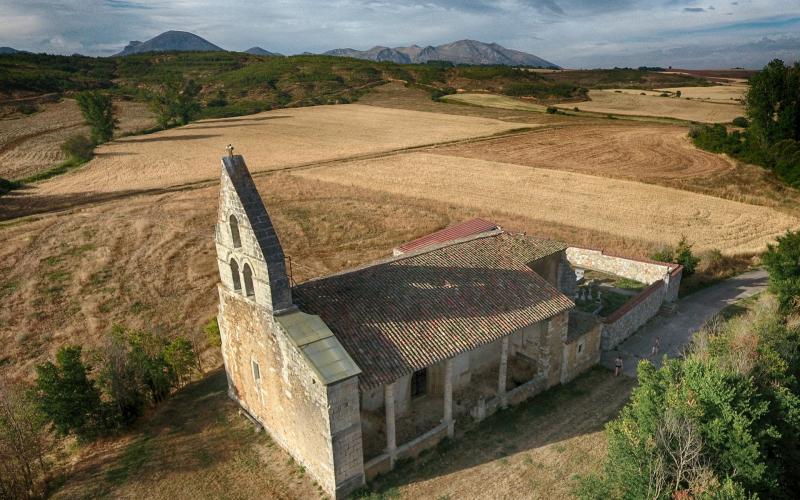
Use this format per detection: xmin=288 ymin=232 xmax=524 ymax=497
xmin=430 ymin=123 xmax=734 ymax=181
xmin=294 ymin=152 xmax=797 ymax=254
xmin=556 ymin=89 xmax=744 ymax=122
xmin=7 ymin=104 xmax=531 ymax=206
xmin=0 ymin=98 xmax=154 ymax=180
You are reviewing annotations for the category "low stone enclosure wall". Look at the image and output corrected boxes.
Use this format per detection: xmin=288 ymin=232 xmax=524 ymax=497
xmin=565 ymin=247 xmax=683 ymax=350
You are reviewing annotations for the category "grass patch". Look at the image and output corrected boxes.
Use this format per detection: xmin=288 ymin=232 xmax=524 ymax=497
xmin=105 ymin=437 xmax=152 ymax=486
xmin=716 ymin=292 xmax=762 ymax=321
xmin=614 ymin=277 xmax=646 ymax=291
xmin=18 ymin=156 xmax=90 ymax=184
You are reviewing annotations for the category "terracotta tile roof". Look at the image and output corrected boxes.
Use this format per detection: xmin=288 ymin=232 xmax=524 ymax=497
xmin=394 ymin=218 xmax=500 ymax=255
xmin=293 ymin=232 xmax=573 ymax=389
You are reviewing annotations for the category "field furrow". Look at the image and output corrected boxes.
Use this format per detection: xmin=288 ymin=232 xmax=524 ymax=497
xmin=294 ymin=152 xmax=798 ymax=254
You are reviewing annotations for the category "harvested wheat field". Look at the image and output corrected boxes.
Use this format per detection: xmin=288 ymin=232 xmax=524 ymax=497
xmin=655 ymin=85 xmax=746 ymax=103
xmin=0 ymin=98 xmax=154 ymax=180
xmin=441 ymin=93 xmax=547 ymax=112
xmin=8 ymin=104 xmax=530 ymax=204
xmin=431 ymin=124 xmax=733 ymax=181
xmin=295 ymin=152 xmax=798 ymax=254
xmin=557 ymin=90 xmax=743 ymax=123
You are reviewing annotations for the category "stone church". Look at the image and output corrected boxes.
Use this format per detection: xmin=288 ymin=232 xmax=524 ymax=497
xmin=214 ymin=154 xmax=601 ymax=498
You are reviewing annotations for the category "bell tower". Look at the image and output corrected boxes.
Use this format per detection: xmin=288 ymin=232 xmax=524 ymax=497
xmin=214 ymin=149 xmax=293 ymax=313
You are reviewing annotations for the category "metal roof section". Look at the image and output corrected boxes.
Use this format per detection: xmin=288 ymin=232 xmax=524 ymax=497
xmin=394 ymin=218 xmax=500 ymax=255
xmin=277 ymin=310 xmax=362 ymax=385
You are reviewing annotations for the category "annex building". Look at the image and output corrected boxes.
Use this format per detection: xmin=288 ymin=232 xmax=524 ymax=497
xmin=213 ymin=153 xmax=678 ymax=498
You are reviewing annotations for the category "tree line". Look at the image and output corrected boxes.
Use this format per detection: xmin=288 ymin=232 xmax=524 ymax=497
xmin=690 ymin=59 xmax=800 ymax=187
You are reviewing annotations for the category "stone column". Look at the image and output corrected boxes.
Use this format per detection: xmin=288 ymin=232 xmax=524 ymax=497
xmin=443 ymin=358 xmax=454 ymax=438
xmin=384 ymin=382 xmax=397 ymax=466
xmin=498 ymin=337 xmax=509 ymax=407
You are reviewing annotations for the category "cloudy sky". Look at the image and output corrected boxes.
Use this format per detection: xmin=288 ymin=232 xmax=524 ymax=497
xmin=1 ymin=0 xmax=798 ymax=68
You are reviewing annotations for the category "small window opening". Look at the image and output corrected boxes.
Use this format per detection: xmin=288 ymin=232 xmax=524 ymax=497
xmin=230 ymin=258 xmax=242 ymax=292
xmin=229 ymin=214 xmax=242 ymax=248
xmin=411 ymin=368 xmax=428 ymax=398
xmin=252 ymin=360 xmax=261 ymax=382
xmin=243 ymin=263 xmax=255 ymax=297
xmin=578 ymin=341 xmax=584 ymax=354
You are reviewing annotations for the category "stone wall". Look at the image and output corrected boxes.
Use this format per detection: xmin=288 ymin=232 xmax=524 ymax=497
xmin=565 ymin=247 xmax=674 ymax=285
xmin=327 ymin=377 xmax=365 ymax=497
xmin=600 ymin=282 xmax=666 ymax=350
xmin=665 ymin=266 xmax=683 ymax=303
xmin=561 ymin=319 xmax=602 ymax=384
xmin=218 ymin=288 xmax=355 ymax=498
xmin=546 ymin=312 xmax=569 ymax=388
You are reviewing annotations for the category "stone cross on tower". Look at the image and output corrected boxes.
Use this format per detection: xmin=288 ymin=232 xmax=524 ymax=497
xmin=226 ymin=144 xmax=234 ymax=157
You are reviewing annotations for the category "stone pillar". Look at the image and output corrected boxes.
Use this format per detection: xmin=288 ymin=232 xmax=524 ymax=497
xmin=384 ymin=382 xmax=397 ymax=466
xmin=498 ymin=337 xmax=509 ymax=407
xmin=443 ymin=358 xmax=454 ymax=438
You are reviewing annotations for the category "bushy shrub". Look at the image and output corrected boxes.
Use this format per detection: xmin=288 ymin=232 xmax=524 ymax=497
xmin=60 ymin=134 xmax=94 ymax=162
xmin=0 ymin=177 xmax=20 ymax=194
xmin=732 ymin=116 xmax=749 ymax=128
xmin=763 ymin=229 xmax=800 ymax=311
xmin=546 ymin=106 xmax=558 ymax=114
xmin=430 ymin=87 xmax=456 ymax=101
xmin=206 ymin=89 xmax=228 ymax=107
xmin=15 ymin=102 xmax=38 ymax=115
xmin=651 ymin=236 xmax=700 ymax=276
xmin=204 ymin=317 xmax=221 ymax=348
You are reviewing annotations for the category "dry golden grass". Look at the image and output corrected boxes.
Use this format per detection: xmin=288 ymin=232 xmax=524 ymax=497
xmin=655 ymin=85 xmax=746 ymax=103
xmin=295 ymin=152 xmax=798 ymax=254
xmin=441 ymin=93 xmax=548 ymax=112
xmin=14 ymin=103 xmax=528 ymax=203
xmin=431 ymin=123 xmax=733 ymax=181
xmin=557 ymin=90 xmax=744 ymax=123
xmin=0 ymin=99 xmax=154 ymax=180
xmin=50 ymin=371 xmax=322 ymax=500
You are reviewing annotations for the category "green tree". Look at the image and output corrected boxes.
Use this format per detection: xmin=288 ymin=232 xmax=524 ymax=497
xmin=746 ymin=59 xmax=800 ymax=147
xmin=125 ymin=330 xmax=172 ymax=403
xmin=149 ymin=77 xmax=202 ymax=128
xmin=163 ymin=337 xmax=197 ymax=387
xmin=34 ymin=346 xmax=102 ymax=439
xmin=762 ymin=229 xmax=800 ymax=311
xmin=97 ymin=327 xmax=146 ymax=427
xmin=75 ymin=91 xmax=117 ymax=144
xmin=0 ymin=382 xmax=51 ymax=500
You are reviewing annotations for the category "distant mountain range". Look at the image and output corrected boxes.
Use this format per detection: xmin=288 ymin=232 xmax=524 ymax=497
xmin=324 ymin=40 xmax=559 ymax=68
xmin=0 ymin=47 xmax=20 ymax=54
xmin=107 ymin=31 xmax=557 ymax=67
xmin=244 ymin=46 xmax=284 ymax=57
xmin=114 ymin=30 xmax=224 ymax=56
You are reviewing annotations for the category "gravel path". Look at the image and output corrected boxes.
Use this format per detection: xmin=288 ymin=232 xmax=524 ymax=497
xmin=601 ymin=268 xmax=768 ymax=377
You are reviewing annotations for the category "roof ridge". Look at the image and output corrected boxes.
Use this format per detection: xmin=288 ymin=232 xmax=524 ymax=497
xmin=295 ymin=229 xmax=506 ymax=286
